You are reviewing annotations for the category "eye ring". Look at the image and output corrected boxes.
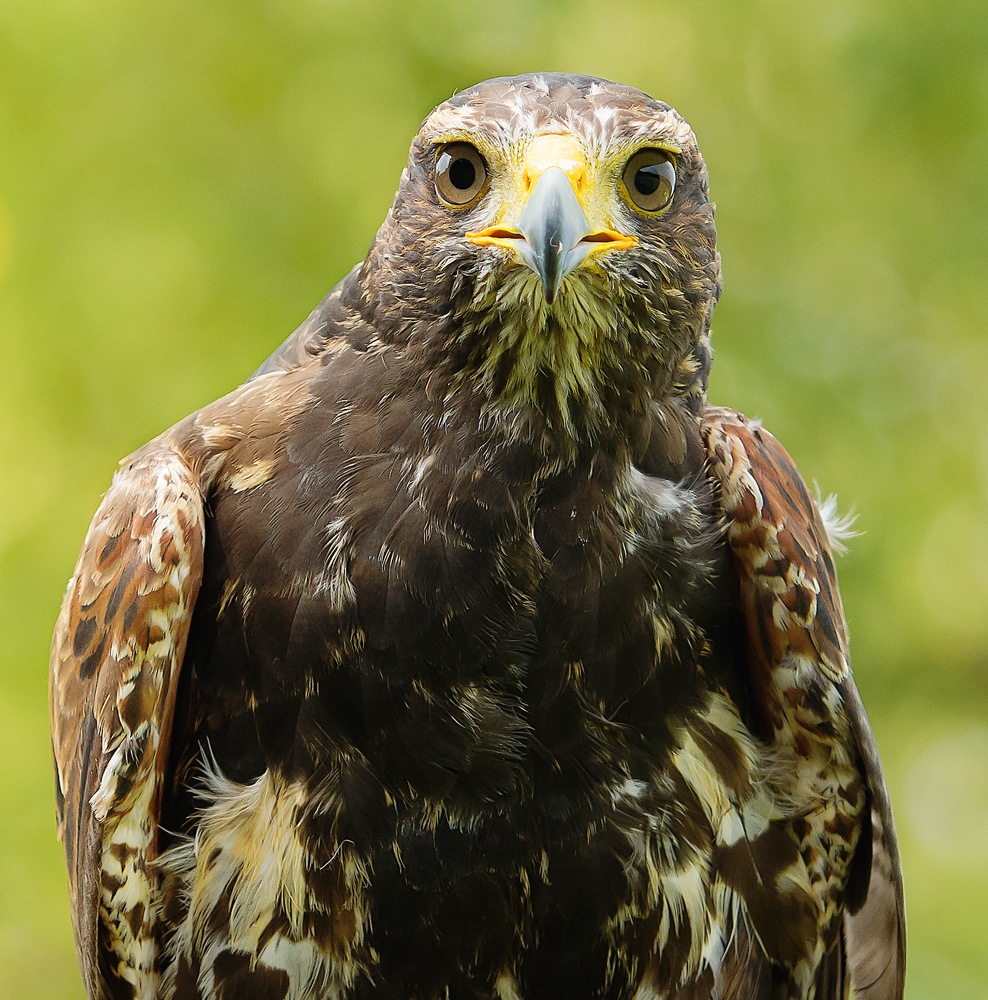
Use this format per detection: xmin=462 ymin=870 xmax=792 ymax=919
xmin=435 ymin=142 xmax=488 ymax=207
xmin=622 ymin=148 xmax=676 ymax=213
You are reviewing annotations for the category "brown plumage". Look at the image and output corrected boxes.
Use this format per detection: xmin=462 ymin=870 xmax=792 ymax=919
xmin=50 ymin=73 xmax=905 ymax=1000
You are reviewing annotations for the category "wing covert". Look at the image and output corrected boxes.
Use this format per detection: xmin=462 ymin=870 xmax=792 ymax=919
xmin=49 ymin=447 xmax=205 ymax=999
xmin=702 ymin=406 xmax=905 ymax=1000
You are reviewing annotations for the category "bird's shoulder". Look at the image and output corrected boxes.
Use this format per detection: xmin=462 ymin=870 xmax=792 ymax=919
xmin=47 ymin=279 xmax=385 ymax=991
xmin=701 ymin=405 xmax=850 ymax=708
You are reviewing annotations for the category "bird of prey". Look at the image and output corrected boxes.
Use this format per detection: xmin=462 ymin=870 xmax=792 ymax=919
xmin=50 ymin=73 xmax=905 ymax=1000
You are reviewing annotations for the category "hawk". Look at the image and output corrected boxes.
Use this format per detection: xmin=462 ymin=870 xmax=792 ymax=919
xmin=50 ymin=73 xmax=905 ymax=1000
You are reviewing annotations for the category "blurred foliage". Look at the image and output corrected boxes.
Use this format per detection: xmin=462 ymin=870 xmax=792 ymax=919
xmin=1 ymin=1 xmax=986 ymax=996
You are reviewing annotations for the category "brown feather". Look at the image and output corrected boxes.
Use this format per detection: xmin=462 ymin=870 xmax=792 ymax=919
xmin=50 ymin=446 xmax=207 ymax=996
xmin=841 ymin=681 xmax=907 ymax=1000
xmin=702 ymin=406 xmax=905 ymax=998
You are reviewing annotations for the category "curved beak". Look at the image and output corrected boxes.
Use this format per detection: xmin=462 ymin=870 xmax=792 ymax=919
xmin=515 ymin=168 xmax=595 ymax=304
xmin=467 ymin=135 xmax=635 ymax=304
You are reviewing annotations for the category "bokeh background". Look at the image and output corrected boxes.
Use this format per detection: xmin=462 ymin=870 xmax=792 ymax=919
xmin=2 ymin=1 xmax=986 ymax=996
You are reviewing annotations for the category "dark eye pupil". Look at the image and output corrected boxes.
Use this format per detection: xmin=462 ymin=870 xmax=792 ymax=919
xmin=449 ymin=158 xmax=476 ymax=190
xmin=634 ymin=165 xmax=663 ymax=196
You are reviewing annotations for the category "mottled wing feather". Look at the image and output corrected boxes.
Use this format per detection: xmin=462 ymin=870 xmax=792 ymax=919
xmin=841 ymin=680 xmax=907 ymax=999
xmin=50 ymin=446 xmax=205 ymax=999
xmin=702 ymin=406 xmax=905 ymax=1000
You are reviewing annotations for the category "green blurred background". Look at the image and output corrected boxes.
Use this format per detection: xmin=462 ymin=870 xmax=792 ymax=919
xmin=1 ymin=1 xmax=986 ymax=996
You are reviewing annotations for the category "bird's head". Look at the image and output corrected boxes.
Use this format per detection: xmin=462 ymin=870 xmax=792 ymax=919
xmin=362 ymin=74 xmax=722 ymax=440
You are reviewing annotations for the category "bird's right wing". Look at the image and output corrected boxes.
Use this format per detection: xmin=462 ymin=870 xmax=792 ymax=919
xmin=50 ymin=444 xmax=206 ymax=999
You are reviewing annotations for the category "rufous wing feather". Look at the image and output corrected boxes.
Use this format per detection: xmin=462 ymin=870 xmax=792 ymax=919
xmin=49 ymin=446 xmax=205 ymax=999
xmin=703 ymin=406 xmax=905 ymax=999
xmin=841 ymin=679 xmax=907 ymax=999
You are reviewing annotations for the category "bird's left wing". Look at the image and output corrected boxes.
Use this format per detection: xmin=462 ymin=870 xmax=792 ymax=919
xmin=702 ymin=406 xmax=905 ymax=1000
xmin=49 ymin=443 xmax=206 ymax=999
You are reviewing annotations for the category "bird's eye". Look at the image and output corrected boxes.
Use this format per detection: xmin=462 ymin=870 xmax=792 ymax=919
xmin=435 ymin=142 xmax=488 ymax=206
xmin=622 ymin=148 xmax=676 ymax=213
